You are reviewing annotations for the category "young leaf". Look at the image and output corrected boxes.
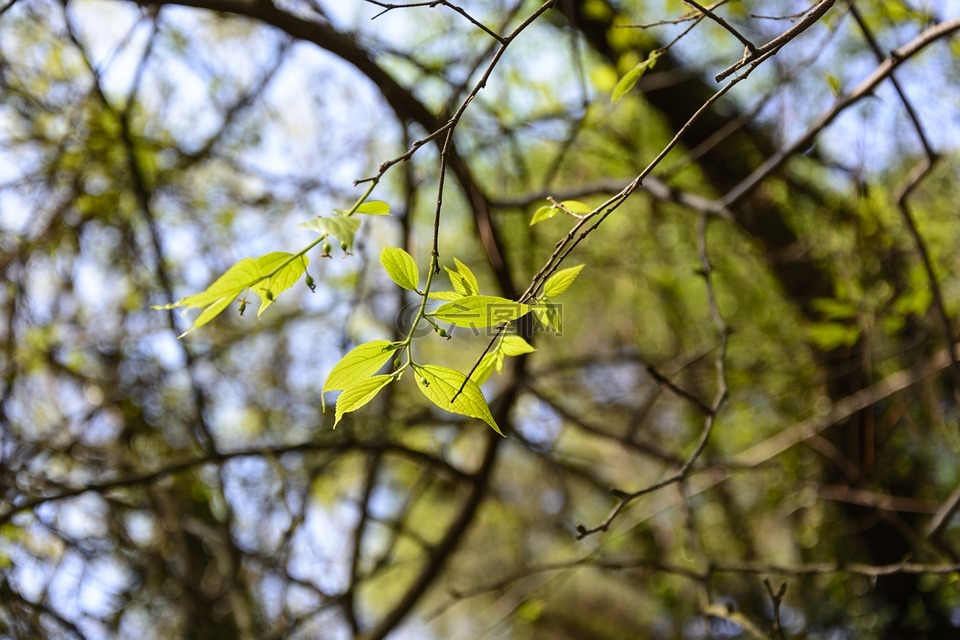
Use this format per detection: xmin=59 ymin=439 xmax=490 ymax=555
xmin=432 ymin=295 xmax=531 ymax=328
xmin=427 ymin=290 xmax=464 ymax=301
xmin=251 ymin=252 xmax=308 ymax=317
xmin=380 ymin=247 xmax=420 ymax=291
xmin=559 ymin=200 xmax=592 ymax=214
xmin=532 ymin=305 xmax=560 ymax=332
xmin=334 ymin=374 xmax=394 ymax=427
xmin=355 ymin=200 xmax=391 ymax=215
xmin=530 ymin=204 xmax=558 ymax=226
xmin=153 ymin=257 xmax=259 ymax=311
xmin=179 ymin=294 xmax=235 ymax=338
xmin=500 ymin=335 xmax=536 ymax=357
xmin=445 ymin=259 xmax=480 ymax=296
xmin=543 ymin=264 xmax=584 ymax=298
xmin=469 ymin=352 xmax=500 ymax=386
xmin=323 ymin=340 xmax=397 ymax=410
xmin=155 ymin=252 xmax=310 ymax=336
xmin=453 ymin=259 xmax=479 ymax=295
xmin=298 ymin=216 xmax=362 ymax=248
xmin=414 ymin=364 xmax=503 ymax=435
xmin=611 ymin=51 xmax=660 ymax=104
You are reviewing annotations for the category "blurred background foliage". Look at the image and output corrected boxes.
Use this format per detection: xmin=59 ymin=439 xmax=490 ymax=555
xmin=2 ymin=0 xmax=960 ymax=638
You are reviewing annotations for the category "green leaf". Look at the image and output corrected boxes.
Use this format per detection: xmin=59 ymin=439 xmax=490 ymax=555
xmin=323 ymin=340 xmax=397 ymax=411
xmin=355 ymin=200 xmax=391 ymax=215
xmin=807 ymin=322 xmax=861 ymax=350
xmin=154 ymin=252 xmax=311 ymax=336
xmin=445 ymin=258 xmax=480 ymax=296
xmin=543 ymin=264 xmax=584 ymax=298
xmin=532 ymin=305 xmax=560 ymax=332
xmin=179 ymin=294 xmax=235 ymax=338
xmin=251 ymin=252 xmax=308 ymax=317
xmin=432 ymin=295 xmax=530 ymax=328
xmin=380 ymin=247 xmax=420 ymax=291
xmin=611 ymin=51 xmax=660 ymax=104
xmin=154 ymin=258 xmax=259 ymax=310
xmin=427 ymin=290 xmax=464 ymax=301
xmin=530 ymin=204 xmax=558 ymax=226
xmin=298 ymin=216 xmax=362 ymax=248
xmin=500 ymin=335 xmax=535 ymax=357
xmin=811 ymin=297 xmax=857 ymax=321
xmin=470 ymin=352 xmax=500 ymax=385
xmin=414 ymin=364 xmax=502 ymax=435
xmin=559 ymin=200 xmax=592 ymax=214
xmin=334 ymin=375 xmax=394 ymax=427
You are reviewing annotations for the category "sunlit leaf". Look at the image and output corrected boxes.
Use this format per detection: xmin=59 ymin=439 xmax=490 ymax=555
xmin=432 ymin=295 xmax=530 ymax=328
xmin=179 ymin=295 xmax=235 ymax=338
xmin=355 ymin=200 xmax=391 ymax=215
xmin=298 ymin=216 xmax=362 ymax=247
xmin=530 ymin=204 xmax=558 ymax=226
xmin=323 ymin=340 xmax=398 ymax=411
xmin=155 ymin=252 xmax=310 ymax=335
xmin=500 ymin=335 xmax=535 ymax=357
xmin=532 ymin=305 xmax=560 ymax=332
xmin=251 ymin=252 xmax=308 ymax=317
xmin=470 ymin=352 xmax=500 ymax=385
xmin=445 ymin=258 xmax=480 ymax=296
xmin=559 ymin=200 xmax=592 ymax=214
xmin=414 ymin=364 xmax=502 ymax=435
xmin=427 ymin=290 xmax=464 ymax=301
xmin=334 ymin=374 xmax=394 ymax=427
xmin=543 ymin=264 xmax=584 ymax=298
xmin=154 ymin=257 xmax=259 ymax=310
xmin=380 ymin=247 xmax=420 ymax=291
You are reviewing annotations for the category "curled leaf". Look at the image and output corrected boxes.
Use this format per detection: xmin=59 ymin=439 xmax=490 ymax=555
xmin=611 ymin=50 xmax=661 ymax=104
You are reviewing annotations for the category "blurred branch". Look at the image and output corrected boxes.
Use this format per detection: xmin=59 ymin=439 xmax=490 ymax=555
xmin=714 ymin=0 xmax=835 ymax=81
xmin=722 ymin=15 xmax=960 ymax=207
xmin=0 ymin=439 xmax=470 ymax=525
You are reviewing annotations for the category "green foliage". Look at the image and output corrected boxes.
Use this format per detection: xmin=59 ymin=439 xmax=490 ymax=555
xmin=413 ymin=363 xmax=503 ymax=435
xmin=543 ymin=264 xmax=584 ymax=298
xmin=157 ymin=196 xmax=393 ymax=336
xmin=380 ymin=247 xmax=420 ymax=291
xmin=298 ymin=215 xmax=361 ymax=251
xmin=153 ymin=252 xmax=309 ymax=337
xmin=611 ymin=50 xmax=661 ymax=104
xmin=354 ymin=200 xmax=391 ymax=215
xmin=335 ymin=374 xmax=395 ymax=427
xmin=471 ymin=335 xmax=535 ymax=385
xmin=431 ymin=295 xmax=531 ymax=328
xmin=309 ymin=244 xmax=565 ymax=432
xmin=530 ymin=200 xmax=592 ymax=226
xmin=322 ymin=340 xmax=398 ymax=411
xmin=444 ymin=258 xmax=480 ymax=296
